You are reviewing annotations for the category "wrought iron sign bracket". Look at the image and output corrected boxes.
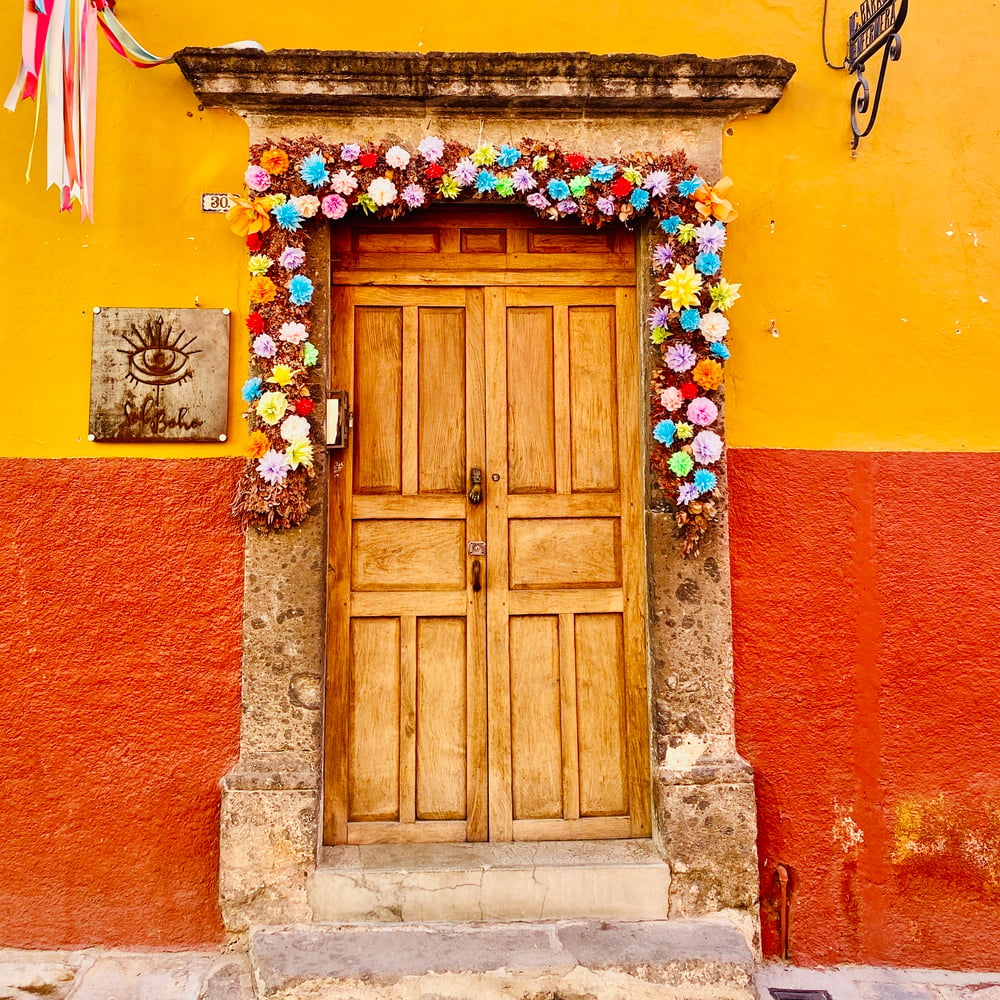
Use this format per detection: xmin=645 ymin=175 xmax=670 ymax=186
xmin=847 ymin=0 xmax=908 ymax=150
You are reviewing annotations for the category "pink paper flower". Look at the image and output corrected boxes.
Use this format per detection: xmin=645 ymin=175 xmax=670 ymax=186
xmin=278 ymin=322 xmax=309 ymax=344
xmin=329 ymin=170 xmax=358 ymax=195
xmin=699 ymin=313 xmax=730 ymax=343
xmin=279 ymin=247 xmax=306 ymax=271
xmin=245 ymin=165 xmax=270 ymax=192
xmin=321 ymin=194 xmax=348 ymax=219
xmin=691 ymin=430 xmax=723 ymax=465
xmin=659 ymin=387 xmax=683 ymax=412
xmin=686 ymin=397 xmax=719 ymax=427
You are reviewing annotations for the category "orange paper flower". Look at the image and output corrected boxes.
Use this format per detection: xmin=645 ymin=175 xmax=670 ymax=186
xmin=226 ymin=196 xmax=272 ymax=238
xmin=692 ymin=358 xmax=724 ymax=391
xmin=246 ymin=430 xmax=270 ymax=460
xmin=692 ymin=176 xmax=738 ymax=223
xmin=248 ymin=276 xmax=277 ymax=304
xmin=260 ymin=149 xmax=290 ymax=175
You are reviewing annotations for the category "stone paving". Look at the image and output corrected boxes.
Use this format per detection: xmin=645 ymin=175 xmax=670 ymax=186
xmin=2 ymin=946 xmax=999 ymax=1000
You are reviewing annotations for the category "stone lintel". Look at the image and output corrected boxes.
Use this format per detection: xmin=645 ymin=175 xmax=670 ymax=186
xmin=174 ymin=49 xmax=795 ymax=118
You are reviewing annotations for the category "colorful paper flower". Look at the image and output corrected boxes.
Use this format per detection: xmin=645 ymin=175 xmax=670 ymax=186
xmin=527 ymin=192 xmax=550 ymax=210
xmin=226 ymin=196 xmax=272 ymax=237
xmin=677 ymin=482 xmax=700 ymax=505
xmin=699 ymin=313 xmax=729 ymax=343
xmin=547 ymin=178 xmax=570 ymax=200
xmin=569 ymin=175 xmax=591 ymax=198
xmin=241 ymin=376 xmax=263 ymax=403
xmin=295 ymin=397 xmax=315 ymax=416
xmin=355 ymin=193 xmax=377 ymax=214
xmin=643 ymin=170 xmax=671 ymax=197
xmin=692 ymin=176 xmax=738 ymax=223
xmin=693 ymin=359 xmax=724 ymax=392
xmin=557 ymin=199 xmax=578 ymax=215
xmin=653 ymin=419 xmax=676 ymax=445
xmin=368 ymin=178 xmax=397 ymax=206
xmin=245 ymin=165 xmax=270 ymax=192
xmin=279 ymin=322 xmax=309 ymax=344
xmin=258 ymin=449 xmax=291 ymax=485
xmin=623 ymin=166 xmax=643 ymax=186
xmin=566 ymin=154 xmax=586 ymax=171
xmin=709 ymin=279 xmax=741 ymax=312
xmin=273 ymin=200 xmax=304 ymax=231
xmin=340 ymin=143 xmax=360 ymax=162
xmin=710 ymin=342 xmax=731 ymax=361
xmin=695 ymin=251 xmax=721 ymax=276
xmin=248 ymin=254 xmax=272 ymax=276
xmin=321 ymin=194 xmax=348 ymax=219
xmin=402 ymin=184 xmax=426 ymax=208
xmin=531 ymin=155 xmax=549 ymax=172
xmin=675 ymin=422 xmax=694 ymax=440
xmin=677 ymin=176 xmax=703 ymax=197
xmin=669 ymin=450 xmax=694 ymax=476
xmin=418 ymin=136 xmax=444 ymax=162
xmin=299 ymin=152 xmax=329 ymax=187
xmin=291 ymin=195 xmax=320 ymax=219
xmin=648 ymin=306 xmax=670 ymax=329
xmin=680 ymin=382 xmax=699 ymax=400
xmin=385 ymin=145 xmax=411 ymax=169
xmin=495 ymin=178 xmax=515 ymax=198
xmin=665 ymin=343 xmax=697 ymax=373
xmin=678 ymin=308 xmax=700 ymax=332
xmin=512 ymin=167 xmax=537 ymax=192
xmin=659 ymin=265 xmax=703 ymax=310
xmin=279 ymin=247 xmax=306 ymax=270
xmin=246 ymin=233 xmax=263 ymax=252
xmin=692 ymin=430 xmax=723 ymax=464
xmin=247 ymin=313 xmax=265 ymax=334
xmin=677 ymin=223 xmax=697 ymax=245
xmin=652 ymin=244 xmax=673 ymax=270
xmin=438 ymin=176 xmax=460 ymax=199
xmin=425 ymin=163 xmax=444 ymax=180
xmin=475 ymin=170 xmax=498 ymax=193
xmin=286 ymin=438 xmax=314 ymax=470
xmin=256 ymin=392 xmax=288 ymax=426
xmin=248 ymin=276 xmax=277 ymax=305
xmin=471 ymin=145 xmax=498 ymax=166
xmin=630 ymin=188 xmax=650 ymax=210
xmin=260 ymin=149 xmax=289 ymax=175
xmin=659 ymin=387 xmax=683 ymax=412
xmin=693 ymin=468 xmax=718 ymax=494
xmin=246 ymin=430 xmax=269 ymax=460
xmin=687 ymin=397 xmax=719 ymax=427
xmin=695 ymin=221 xmax=727 ymax=253
xmin=497 ymin=145 xmax=521 ymax=168
xmin=611 ymin=177 xmax=632 ymax=198
xmin=253 ymin=333 xmax=277 ymax=358
xmin=330 ymin=170 xmax=358 ymax=195
xmin=358 ymin=152 xmax=378 ymax=169
xmin=596 ymin=197 xmax=615 ymax=215
xmin=660 ymin=216 xmax=681 ymax=234
xmin=590 ymin=162 xmax=616 ymax=183
xmin=280 ymin=414 xmax=310 ymax=442
xmin=303 ymin=342 xmax=319 ymax=366
xmin=453 ymin=158 xmax=477 ymax=186
xmin=288 ymin=275 xmax=314 ymax=306
xmin=270 ymin=364 xmax=294 ymax=387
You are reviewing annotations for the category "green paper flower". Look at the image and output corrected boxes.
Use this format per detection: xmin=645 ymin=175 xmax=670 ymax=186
xmin=675 ymin=422 xmax=694 ymax=440
xmin=494 ymin=177 xmax=514 ymax=198
xmin=355 ymin=193 xmax=377 ymax=215
xmin=668 ymin=450 xmax=694 ymax=476
xmin=438 ymin=176 xmax=460 ymax=199
xmin=677 ymin=223 xmax=697 ymax=245
xmin=303 ymin=343 xmax=319 ymax=367
xmin=650 ymin=327 xmax=669 ymax=345
xmin=569 ymin=175 xmax=591 ymax=197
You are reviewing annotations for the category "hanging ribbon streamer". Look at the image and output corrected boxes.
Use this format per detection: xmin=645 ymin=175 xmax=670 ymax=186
xmin=5 ymin=1 xmax=261 ymax=220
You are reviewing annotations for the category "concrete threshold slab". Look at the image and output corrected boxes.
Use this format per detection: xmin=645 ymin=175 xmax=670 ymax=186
xmin=309 ymin=837 xmax=671 ymax=922
xmin=250 ymin=918 xmax=755 ymax=1000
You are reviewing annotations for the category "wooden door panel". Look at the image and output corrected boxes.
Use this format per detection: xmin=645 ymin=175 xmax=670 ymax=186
xmin=507 ymin=518 xmax=621 ymax=589
xmin=418 ymin=308 xmax=466 ymax=494
xmin=351 ymin=519 xmax=466 ymax=591
xmin=353 ymin=307 xmax=402 ymax=493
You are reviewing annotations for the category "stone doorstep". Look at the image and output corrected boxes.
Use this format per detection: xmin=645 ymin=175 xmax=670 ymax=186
xmin=309 ymin=838 xmax=671 ymax=923
xmin=250 ymin=918 xmax=756 ymax=1000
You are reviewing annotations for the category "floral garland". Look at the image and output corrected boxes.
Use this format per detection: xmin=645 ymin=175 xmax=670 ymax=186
xmin=227 ymin=136 xmax=740 ymax=557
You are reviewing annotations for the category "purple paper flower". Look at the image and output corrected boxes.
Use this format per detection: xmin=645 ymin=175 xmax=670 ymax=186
xmin=677 ymin=482 xmax=700 ymax=505
xmin=527 ymin=192 xmax=550 ymax=210
xmin=691 ymin=430 xmax=724 ymax=465
xmin=643 ymin=170 xmax=671 ymax=197
xmin=596 ymin=196 xmax=615 ymax=215
xmin=557 ymin=199 xmax=578 ymax=215
xmin=652 ymin=244 xmax=674 ymax=270
xmin=340 ymin=143 xmax=360 ymax=162
xmin=279 ymin=247 xmax=306 ymax=270
xmin=402 ymin=184 xmax=426 ymax=208
xmin=417 ymin=136 xmax=445 ymax=162
xmin=511 ymin=167 xmax=536 ymax=192
xmin=648 ymin=306 xmax=670 ymax=329
xmin=453 ymin=158 xmax=477 ymax=185
xmin=253 ymin=334 xmax=277 ymax=359
xmin=257 ymin=449 xmax=291 ymax=486
xmin=695 ymin=221 xmax=727 ymax=253
xmin=665 ymin=343 xmax=697 ymax=373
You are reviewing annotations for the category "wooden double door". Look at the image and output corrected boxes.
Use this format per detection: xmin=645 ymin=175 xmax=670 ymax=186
xmin=324 ymin=209 xmax=649 ymax=845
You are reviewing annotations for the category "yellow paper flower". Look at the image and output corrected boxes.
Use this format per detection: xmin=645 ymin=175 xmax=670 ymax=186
xmin=471 ymin=145 xmax=498 ymax=166
xmin=623 ymin=166 xmax=643 ymax=186
xmin=248 ymin=276 xmax=277 ymax=304
xmin=709 ymin=279 xmax=742 ymax=312
xmin=531 ymin=155 xmax=549 ymax=172
xmin=248 ymin=254 xmax=272 ymax=276
xmin=269 ymin=364 xmax=294 ymax=387
xmin=659 ymin=265 xmax=703 ymax=311
xmin=226 ymin=196 xmax=272 ymax=237
xmin=286 ymin=438 xmax=315 ymax=470
xmin=260 ymin=149 xmax=290 ymax=175
xmin=246 ymin=430 xmax=269 ymax=460
xmin=438 ymin=176 xmax=460 ymax=199
xmin=256 ymin=391 xmax=288 ymax=426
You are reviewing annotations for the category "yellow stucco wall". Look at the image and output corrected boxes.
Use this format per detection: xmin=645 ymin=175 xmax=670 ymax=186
xmin=1 ymin=1 xmax=996 ymax=457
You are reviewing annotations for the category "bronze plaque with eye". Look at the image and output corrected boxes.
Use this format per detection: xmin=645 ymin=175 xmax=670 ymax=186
xmin=89 ymin=307 xmax=230 ymax=442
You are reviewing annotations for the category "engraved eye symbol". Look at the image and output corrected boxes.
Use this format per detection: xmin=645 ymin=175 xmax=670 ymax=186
xmin=118 ymin=316 xmax=201 ymax=388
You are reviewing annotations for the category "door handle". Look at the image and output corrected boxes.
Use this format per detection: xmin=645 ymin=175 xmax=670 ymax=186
xmin=468 ymin=467 xmax=483 ymax=505
xmin=471 ymin=559 xmax=482 ymax=592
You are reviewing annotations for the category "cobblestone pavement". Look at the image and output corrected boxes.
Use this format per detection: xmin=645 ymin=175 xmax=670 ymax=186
xmin=2 ymin=947 xmax=999 ymax=1000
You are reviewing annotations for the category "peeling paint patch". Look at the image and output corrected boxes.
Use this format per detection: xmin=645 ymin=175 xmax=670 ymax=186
xmin=832 ymin=802 xmax=864 ymax=851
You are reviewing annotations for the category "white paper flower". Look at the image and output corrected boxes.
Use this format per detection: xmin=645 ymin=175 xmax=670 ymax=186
xmin=699 ymin=313 xmax=730 ymax=343
xmin=291 ymin=195 xmax=320 ymax=219
xmin=368 ymin=177 xmax=398 ymax=206
xmin=385 ymin=145 xmax=411 ymax=169
xmin=280 ymin=414 xmax=311 ymax=443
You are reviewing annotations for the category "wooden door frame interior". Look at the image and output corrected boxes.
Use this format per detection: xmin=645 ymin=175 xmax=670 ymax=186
xmin=174 ymin=48 xmax=795 ymax=945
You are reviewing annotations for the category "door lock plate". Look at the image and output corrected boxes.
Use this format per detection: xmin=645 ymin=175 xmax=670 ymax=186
xmin=467 ymin=541 xmax=486 ymax=556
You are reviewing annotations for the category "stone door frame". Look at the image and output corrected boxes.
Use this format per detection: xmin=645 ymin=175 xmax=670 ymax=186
xmin=175 ymin=48 xmax=795 ymax=943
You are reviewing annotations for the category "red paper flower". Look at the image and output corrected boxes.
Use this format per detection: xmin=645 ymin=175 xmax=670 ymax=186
xmin=247 ymin=312 xmax=265 ymax=334
xmin=611 ymin=177 xmax=633 ymax=198
xmin=425 ymin=163 xmax=444 ymax=179
xmin=359 ymin=152 xmax=378 ymax=169
xmin=295 ymin=398 xmax=315 ymax=416
xmin=246 ymin=233 xmax=263 ymax=252
xmin=566 ymin=153 xmax=586 ymax=171
xmin=680 ymin=382 xmax=699 ymax=400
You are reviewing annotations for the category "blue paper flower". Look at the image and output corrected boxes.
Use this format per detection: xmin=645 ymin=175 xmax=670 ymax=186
xmin=693 ymin=468 xmax=718 ymax=494
xmin=660 ymin=215 xmax=682 ymax=235
xmin=653 ymin=419 xmax=676 ymax=445
xmin=710 ymin=342 xmax=731 ymax=361
xmin=547 ymin=178 xmax=571 ymax=200
xmin=241 ymin=376 xmax=263 ymax=403
xmin=590 ymin=162 xmax=616 ymax=183
xmin=497 ymin=145 xmax=521 ymax=168
xmin=288 ymin=275 xmax=314 ymax=306
xmin=695 ymin=251 xmax=721 ymax=276
xmin=679 ymin=308 xmax=701 ymax=332
xmin=299 ymin=152 xmax=329 ymax=188
xmin=475 ymin=170 xmax=498 ymax=193
xmin=677 ymin=176 xmax=704 ymax=196
xmin=273 ymin=201 xmax=304 ymax=231
xmin=630 ymin=188 xmax=650 ymax=210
